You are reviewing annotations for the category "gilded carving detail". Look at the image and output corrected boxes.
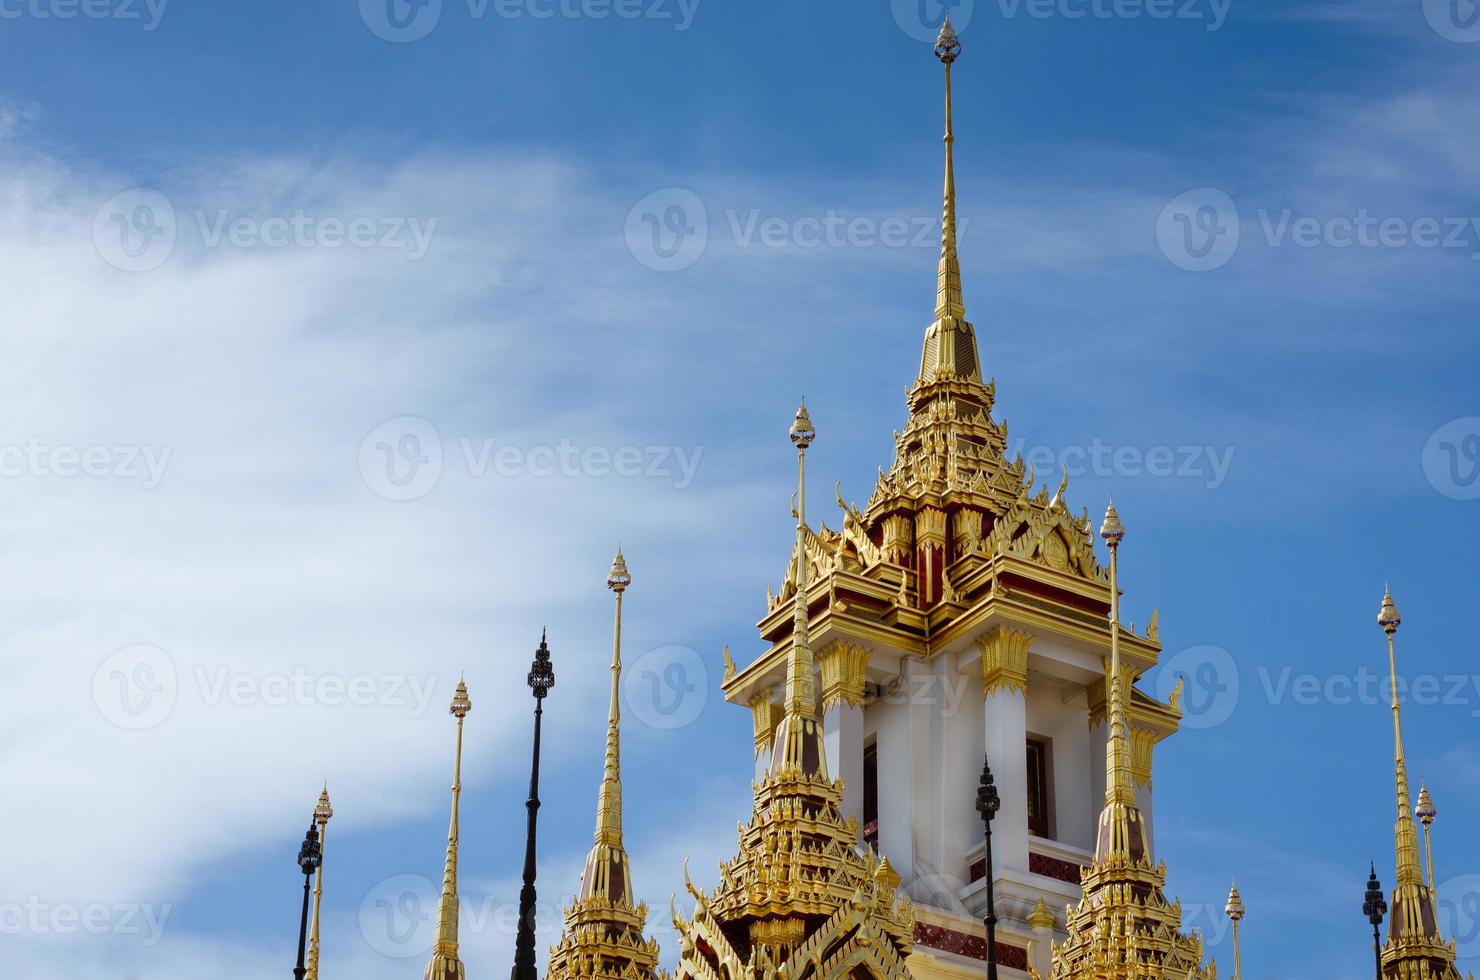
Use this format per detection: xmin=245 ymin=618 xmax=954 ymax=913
xmin=882 ymin=514 xmax=912 ymax=564
xmin=915 ymin=507 xmax=947 ymax=548
xmin=817 ymin=641 xmax=871 ymax=710
xmin=749 ymin=691 xmax=779 ymax=757
xmin=977 ymin=625 xmax=1032 ymax=698
xmin=1130 ymin=727 xmax=1155 ymax=789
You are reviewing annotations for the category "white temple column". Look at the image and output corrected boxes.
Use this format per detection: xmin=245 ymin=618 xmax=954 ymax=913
xmin=979 ymin=626 xmax=1033 ymax=876
xmin=940 ymin=652 xmax=984 ymax=886
xmin=819 ymin=641 xmax=869 ymax=836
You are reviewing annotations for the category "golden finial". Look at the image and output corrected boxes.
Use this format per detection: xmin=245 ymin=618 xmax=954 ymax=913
xmin=1099 ymin=498 xmax=1125 ymax=547
xmin=790 ymin=399 xmax=816 ymax=450
xmin=1028 ymin=897 xmax=1055 ymax=931
xmin=1225 ymin=881 xmax=1245 ymax=980
xmin=1379 ymin=586 xmax=1401 ymax=635
xmin=306 ymin=785 xmax=333 ymax=980
xmin=874 ymin=855 xmax=901 ymax=895
xmin=932 ymin=16 xmax=965 ymax=327
xmin=1418 ymin=781 xmax=1438 ymax=893
xmin=450 ymin=678 xmax=471 ymax=718
xmin=1049 ymin=470 xmax=1068 ymax=510
xmin=608 ymin=548 xmax=631 ymax=594
xmin=424 ymin=680 xmax=471 ymax=980
xmin=722 ymin=645 xmax=736 ymax=682
xmin=314 ymin=785 xmax=333 ymax=826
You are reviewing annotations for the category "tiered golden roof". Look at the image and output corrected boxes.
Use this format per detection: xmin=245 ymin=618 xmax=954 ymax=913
xmin=546 ymin=551 xmax=663 ymax=980
xmin=671 ymin=406 xmax=915 ymax=980
xmin=1049 ymin=505 xmax=1214 ymax=980
xmin=1375 ymin=591 xmax=1469 ymax=980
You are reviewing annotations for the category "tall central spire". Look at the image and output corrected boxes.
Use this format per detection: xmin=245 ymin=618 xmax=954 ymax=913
xmin=936 ymin=17 xmax=964 ymax=323
xmin=424 ymin=680 xmax=472 ymax=980
xmin=917 ymin=16 xmax=983 ymax=388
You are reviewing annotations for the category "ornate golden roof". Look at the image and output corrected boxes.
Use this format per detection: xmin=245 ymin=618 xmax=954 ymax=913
xmin=546 ymin=553 xmax=663 ymax=980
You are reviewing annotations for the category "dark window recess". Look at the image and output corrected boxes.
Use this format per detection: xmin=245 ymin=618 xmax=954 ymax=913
xmin=862 ymin=742 xmax=879 ymax=849
xmin=1026 ymin=737 xmax=1052 ymax=839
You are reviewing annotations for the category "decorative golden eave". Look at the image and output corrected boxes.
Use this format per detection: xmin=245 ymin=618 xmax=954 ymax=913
xmin=423 ymin=680 xmax=472 ymax=980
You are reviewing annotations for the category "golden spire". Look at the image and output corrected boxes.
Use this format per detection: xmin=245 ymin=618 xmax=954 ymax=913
xmin=1374 ymin=588 xmax=1462 ymax=978
xmin=934 ymin=16 xmax=964 ymax=323
xmin=1379 ymin=589 xmax=1425 ymax=891
xmin=546 ymin=555 xmax=660 ymax=980
xmin=305 ymin=786 xmax=333 ymax=980
xmin=916 ymin=16 xmax=983 ymax=387
xmin=424 ymin=680 xmax=472 ymax=980
xmin=1417 ymin=782 xmax=1438 ymax=893
xmin=572 ymin=548 xmax=639 ymax=906
xmin=1225 ymin=880 xmax=1245 ymax=980
xmin=593 ymin=548 xmax=631 ymax=850
xmin=1100 ymin=499 xmax=1134 ymax=810
xmin=770 ymin=400 xmax=826 ymax=777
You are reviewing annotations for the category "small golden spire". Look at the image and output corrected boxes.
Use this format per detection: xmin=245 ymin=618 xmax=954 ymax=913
xmin=1417 ymin=782 xmax=1437 ymax=893
xmin=1225 ymin=881 xmax=1245 ymax=980
xmin=1379 ymin=588 xmax=1424 ymax=890
xmin=874 ymin=855 xmax=901 ymax=895
xmin=305 ymin=786 xmax=333 ymax=980
xmin=772 ymin=400 xmax=826 ymax=778
xmin=595 ymin=548 xmax=629 ymax=848
xmin=1027 ymin=897 xmax=1055 ymax=931
xmin=934 ymin=16 xmax=964 ymax=324
xmin=424 ymin=681 xmax=471 ymax=980
xmin=1100 ymin=499 xmax=1132 ymax=808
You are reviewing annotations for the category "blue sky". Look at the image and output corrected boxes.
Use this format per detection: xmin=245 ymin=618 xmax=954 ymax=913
xmin=1 ymin=1 xmax=1478 ymax=978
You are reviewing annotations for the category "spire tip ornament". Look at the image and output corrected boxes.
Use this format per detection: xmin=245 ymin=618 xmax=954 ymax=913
xmin=934 ymin=16 xmax=961 ymax=65
xmin=1379 ymin=587 xmax=1401 ymax=635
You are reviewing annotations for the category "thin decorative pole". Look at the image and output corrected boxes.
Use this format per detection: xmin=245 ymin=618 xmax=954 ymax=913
xmin=293 ymin=822 xmax=323 ymax=980
xmin=513 ymin=632 xmax=555 ymax=980
xmin=1364 ymin=864 xmax=1387 ymax=980
xmin=977 ymin=757 xmax=1001 ymax=980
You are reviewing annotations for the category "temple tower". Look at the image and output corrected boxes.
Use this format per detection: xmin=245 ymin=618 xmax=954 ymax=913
xmin=720 ymin=19 xmax=1186 ymax=978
